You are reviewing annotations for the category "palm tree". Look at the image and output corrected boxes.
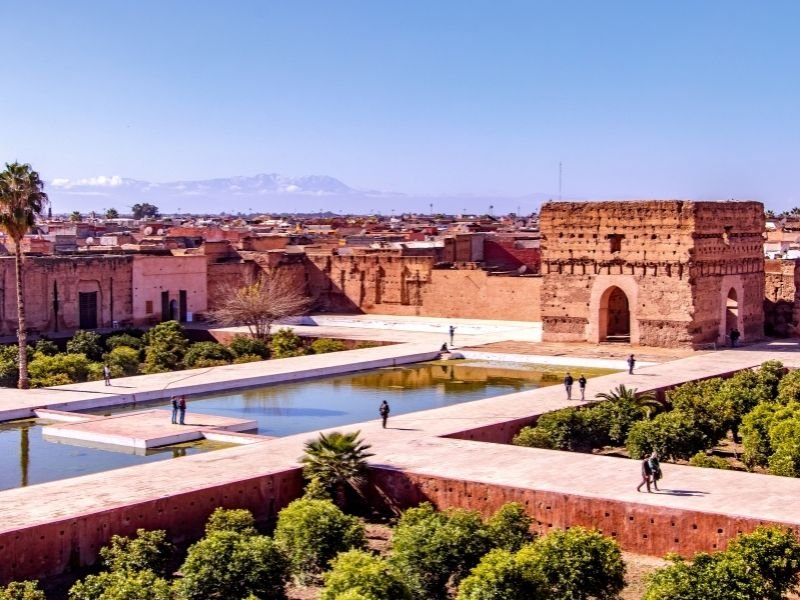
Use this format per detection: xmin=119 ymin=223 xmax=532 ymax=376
xmin=299 ymin=431 xmax=374 ymax=508
xmin=595 ymin=384 xmax=664 ymax=419
xmin=0 ymin=162 xmax=49 ymax=389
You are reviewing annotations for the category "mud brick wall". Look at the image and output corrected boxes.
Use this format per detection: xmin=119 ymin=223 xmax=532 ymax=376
xmin=304 ymin=253 xmax=541 ymax=321
xmin=539 ymin=201 xmax=765 ymax=347
xmin=0 ymin=255 xmax=134 ymax=335
xmin=368 ymin=468 xmax=800 ymax=558
xmin=764 ymin=259 xmax=799 ymax=337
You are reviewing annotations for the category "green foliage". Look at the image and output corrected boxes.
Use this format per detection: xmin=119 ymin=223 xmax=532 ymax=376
xmin=668 ymin=378 xmax=728 ymax=442
xmin=270 ymin=327 xmax=304 ymax=358
xmin=310 ymin=338 xmax=347 ymax=354
xmin=321 ymin=550 xmax=412 ymax=600
xmin=183 ymin=342 xmax=233 ymax=368
xmin=28 ymin=352 xmax=92 ymax=387
xmin=177 ymin=530 xmax=289 ymax=600
xmin=486 ymin=502 xmax=534 ymax=552
xmin=274 ymin=498 xmax=365 ymax=581
xmin=300 ymin=431 xmax=373 ymax=505
xmin=741 ymin=400 xmax=800 ymax=475
xmin=758 ymin=360 xmax=786 ymax=398
xmin=513 ymin=408 xmax=596 ymax=452
xmin=643 ymin=526 xmax=800 ymax=600
xmin=205 ymin=507 xmax=257 ymax=535
xmin=0 ymin=344 xmax=21 ymax=387
xmin=522 ymin=526 xmax=625 ymax=600
xmin=106 ymin=334 xmax=143 ymax=352
xmin=714 ymin=370 xmax=772 ymax=440
xmin=105 ymin=207 xmax=119 ymax=219
xmin=106 ymin=346 xmax=141 ymax=377
xmin=0 ymin=581 xmax=47 ymax=600
xmin=99 ymin=529 xmax=172 ymax=576
xmin=741 ymin=401 xmax=782 ymax=469
xmin=303 ymin=475 xmax=333 ymax=501
xmin=131 ymin=203 xmax=160 ymax=219
xmin=456 ymin=547 xmax=547 ymax=600
xmin=689 ymin=452 xmax=731 ymax=470
xmin=777 ymin=369 xmax=800 ymax=404
xmin=142 ymin=321 xmax=188 ymax=374
xmin=33 ymin=338 xmax=59 ymax=356
xmin=354 ymin=341 xmax=380 ymax=349
xmin=67 ymin=329 xmax=104 ymax=361
xmin=390 ymin=502 xmax=492 ymax=599
xmin=232 ymin=354 xmax=264 ymax=364
xmin=227 ymin=335 xmax=269 ymax=359
xmin=69 ymin=570 xmax=173 ymax=600
xmin=512 ymin=425 xmax=555 ymax=449
xmin=625 ymin=409 xmax=711 ymax=460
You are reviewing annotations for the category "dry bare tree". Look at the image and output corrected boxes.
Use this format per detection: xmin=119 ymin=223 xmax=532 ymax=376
xmin=209 ymin=272 xmax=311 ymax=341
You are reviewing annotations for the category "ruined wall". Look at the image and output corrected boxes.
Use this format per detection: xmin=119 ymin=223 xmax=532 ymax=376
xmin=304 ymin=253 xmax=540 ymax=321
xmin=540 ymin=201 xmax=765 ymax=347
xmin=0 ymin=256 xmax=133 ymax=335
xmin=764 ymin=259 xmax=800 ymax=337
xmin=131 ymin=256 xmax=208 ymax=326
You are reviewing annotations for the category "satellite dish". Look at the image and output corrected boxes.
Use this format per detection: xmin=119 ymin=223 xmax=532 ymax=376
xmin=143 ymin=226 xmax=153 ymax=235
xmin=157 ymin=228 xmax=164 ymax=235
xmin=85 ymin=236 xmax=95 ymax=245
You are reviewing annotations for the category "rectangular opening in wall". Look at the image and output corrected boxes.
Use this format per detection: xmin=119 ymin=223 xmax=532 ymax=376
xmin=179 ymin=290 xmax=187 ymax=322
xmin=161 ymin=291 xmax=169 ymax=322
xmin=78 ymin=292 xmax=98 ymax=329
xmin=145 ymin=300 xmax=153 ymax=314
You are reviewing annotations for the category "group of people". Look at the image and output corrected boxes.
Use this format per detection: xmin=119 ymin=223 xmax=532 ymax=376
xmin=564 ymin=355 xmax=637 ymax=400
xmin=170 ymin=396 xmax=188 ymax=425
xmin=637 ymin=451 xmax=662 ymax=493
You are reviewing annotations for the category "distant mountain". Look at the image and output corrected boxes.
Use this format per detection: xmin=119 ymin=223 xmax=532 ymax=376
xmin=48 ymin=173 xmax=548 ymax=215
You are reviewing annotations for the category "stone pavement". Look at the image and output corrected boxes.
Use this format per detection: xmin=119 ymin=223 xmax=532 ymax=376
xmin=1 ymin=317 xmax=800 ymax=578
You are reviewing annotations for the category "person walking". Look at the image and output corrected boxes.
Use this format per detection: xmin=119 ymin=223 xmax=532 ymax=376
xmin=379 ymin=400 xmax=390 ymax=429
xmin=647 ymin=451 xmax=662 ymax=491
xmin=564 ymin=372 xmax=574 ymax=400
xmin=627 ymin=354 xmax=636 ymax=375
xmin=177 ymin=396 xmax=187 ymax=425
xmin=103 ymin=364 xmax=111 ymax=386
xmin=170 ymin=396 xmax=179 ymax=424
xmin=578 ymin=374 xmax=587 ymax=401
xmin=636 ymin=454 xmax=654 ymax=493
xmin=449 ymin=325 xmax=456 ymax=347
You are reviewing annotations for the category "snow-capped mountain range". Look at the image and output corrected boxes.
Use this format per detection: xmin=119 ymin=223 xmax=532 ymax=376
xmin=48 ymin=173 xmax=546 ymax=215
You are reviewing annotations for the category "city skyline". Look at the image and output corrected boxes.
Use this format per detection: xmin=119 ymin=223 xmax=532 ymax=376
xmin=3 ymin=1 xmax=800 ymax=211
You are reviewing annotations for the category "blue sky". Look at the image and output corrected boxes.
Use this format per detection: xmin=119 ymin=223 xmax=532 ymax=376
xmin=2 ymin=1 xmax=800 ymax=211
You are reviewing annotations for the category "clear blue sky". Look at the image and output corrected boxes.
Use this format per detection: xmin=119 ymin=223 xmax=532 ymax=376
xmin=2 ymin=1 xmax=799 ymax=210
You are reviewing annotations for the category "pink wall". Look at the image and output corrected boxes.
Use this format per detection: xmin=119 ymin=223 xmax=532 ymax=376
xmin=131 ymin=255 xmax=208 ymax=325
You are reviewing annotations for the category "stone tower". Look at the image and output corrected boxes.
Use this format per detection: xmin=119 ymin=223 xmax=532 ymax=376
xmin=539 ymin=200 xmax=765 ymax=348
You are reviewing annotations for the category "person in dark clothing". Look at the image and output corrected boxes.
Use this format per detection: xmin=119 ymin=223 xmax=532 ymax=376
xmin=637 ymin=456 xmax=653 ymax=493
xmin=564 ymin=372 xmax=574 ymax=400
xmin=177 ymin=396 xmax=187 ymax=425
xmin=578 ymin=374 xmax=587 ymax=401
xmin=379 ymin=400 xmax=390 ymax=428
xmin=730 ymin=329 xmax=740 ymax=347
xmin=448 ymin=325 xmax=456 ymax=347
xmin=627 ymin=354 xmax=636 ymax=375
xmin=171 ymin=396 xmax=179 ymax=424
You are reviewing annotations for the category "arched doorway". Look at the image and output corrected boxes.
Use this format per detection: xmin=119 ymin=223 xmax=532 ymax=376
xmin=600 ymin=286 xmax=631 ymax=342
xmin=725 ymin=288 xmax=739 ymax=336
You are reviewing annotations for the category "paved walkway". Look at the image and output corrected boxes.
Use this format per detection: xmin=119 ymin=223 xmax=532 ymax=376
xmin=1 ymin=318 xmax=800 ymax=565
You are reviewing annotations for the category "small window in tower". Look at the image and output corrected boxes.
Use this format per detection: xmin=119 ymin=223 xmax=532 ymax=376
xmin=607 ymin=233 xmax=623 ymax=253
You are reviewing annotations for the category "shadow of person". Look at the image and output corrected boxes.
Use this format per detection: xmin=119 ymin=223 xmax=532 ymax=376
xmin=655 ymin=489 xmax=709 ymax=497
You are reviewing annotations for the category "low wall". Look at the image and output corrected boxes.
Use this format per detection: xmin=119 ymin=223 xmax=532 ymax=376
xmin=368 ymin=468 xmax=800 ymax=557
xmin=0 ymin=469 xmax=303 ymax=584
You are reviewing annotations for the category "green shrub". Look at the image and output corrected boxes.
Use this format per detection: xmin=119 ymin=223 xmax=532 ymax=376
xmin=33 ymin=338 xmax=59 ymax=356
xmin=354 ymin=341 xmax=379 ymax=349
xmin=486 ymin=502 xmax=534 ymax=552
xmin=310 ymin=338 xmax=346 ymax=354
xmin=522 ymin=526 xmax=625 ymax=600
xmin=456 ymin=547 xmax=547 ymax=600
xmin=142 ymin=321 xmax=188 ymax=373
xmin=0 ymin=345 xmax=20 ymax=387
xmin=228 ymin=335 xmax=269 ymax=359
xmin=270 ymin=327 xmax=304 ymax=358
xmin=512 ymin=426 xmax=555 ymax=449
xmin=205 ymin=507 xmax=257 ymax=535
xmin=668 ymin=378 xmax=729 ymax=442
xmin=514 ymin=408 xmax=596 ymax=452
xmin=390 ymin=502 xmax=492 ymax=599
xmin=106 ymin=346 xmax=141 ymax=377
xmin=643 ymin=526 xmax=800 ymax=600
xmin=758 ymin=360 xmax=786 ymax=398
xmin=67 ymin=330 xmax=104 ymax=361
xmin=689 ymin=452 xmax=731 ymax=470
xmin=232 ymin=354 xmax=263 ymax=364
xmin=106 ymin=334 xmax=143 ymax=352
xmin=333 ymin=591 xmax=373 ymax=600
xmin=177 ymin=530 xmax=289 ymax=600
xmin=321 ymin=550 xmax=412 ymax=600
xmin=184 ymin=342 xmax=233 ymax=368
xmin=0 ymin=581 xmax=47 ymax=600
xmin=99 ymin=529 xmax=172 ymax=576
xmin=767 ymin=412 xmax=800 ymax=477
xmin=741 ymin=401 xmax=782 ymax=469
xmin=274 ymin=498 xmax=365 ymax=581
xmin=300 ymin=431 xmax=373 ymax=507
xmin=626 ymin=409 xmax=711 ymax=460
xmin=69 ymin=570 xmax=173 ymax=600
xmin=28 ymin=352 xmax=93 ymax=387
